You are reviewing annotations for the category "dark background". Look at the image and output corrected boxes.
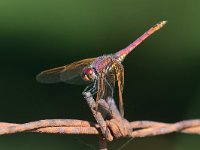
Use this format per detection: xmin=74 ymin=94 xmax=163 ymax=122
xmin=0 ymin=0 xmax=200 ymax=149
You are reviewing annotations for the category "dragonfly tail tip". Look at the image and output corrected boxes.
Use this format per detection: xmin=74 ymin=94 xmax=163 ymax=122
xmin=161 ymin=20 xmax=168 ymax=26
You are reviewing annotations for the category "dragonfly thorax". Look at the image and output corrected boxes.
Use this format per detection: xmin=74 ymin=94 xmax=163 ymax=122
xmin=82 ymin=67 xmax=97 ymax=82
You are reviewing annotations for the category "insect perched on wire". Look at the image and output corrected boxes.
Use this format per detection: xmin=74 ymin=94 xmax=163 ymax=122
xmin=36 ymin=21 xmax=167 ymax=117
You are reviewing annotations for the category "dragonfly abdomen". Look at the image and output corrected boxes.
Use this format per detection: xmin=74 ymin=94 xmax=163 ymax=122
xmin=115 ymin=21 xmax=167 ymax=62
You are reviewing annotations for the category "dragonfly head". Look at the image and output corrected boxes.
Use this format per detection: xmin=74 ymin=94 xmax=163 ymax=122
xmin=82 ymin=67 xmax=96 ymax=82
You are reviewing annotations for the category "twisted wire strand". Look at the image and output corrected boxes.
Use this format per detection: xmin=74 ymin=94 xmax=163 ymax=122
xmin=0 ymin=119 xmax=200 ymax=138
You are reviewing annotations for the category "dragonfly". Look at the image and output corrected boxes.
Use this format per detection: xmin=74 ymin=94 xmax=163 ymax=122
xmin=36 ymin=21 xmax=167 ymax=117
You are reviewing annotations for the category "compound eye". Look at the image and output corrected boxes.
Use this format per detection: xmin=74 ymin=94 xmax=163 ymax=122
xmin=83 ymin=67 xmax=93 ymax=75
xmin=82 ymin=67 xmax=93 ymax=81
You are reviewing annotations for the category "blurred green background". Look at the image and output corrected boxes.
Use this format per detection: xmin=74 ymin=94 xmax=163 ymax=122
xmin=0 ymin=0 xmax=200 ymax=149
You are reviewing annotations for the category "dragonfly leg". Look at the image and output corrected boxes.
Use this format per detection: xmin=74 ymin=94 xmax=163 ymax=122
xmin=90 ymin=79 xmax=98 ymax=95
xmin=90 ymin=88 xmax=97 ymax=95
xmin=83 ymin=80 xmax=98 ymax=95
xmin=83 ymin=83 xmax=93 ymax=93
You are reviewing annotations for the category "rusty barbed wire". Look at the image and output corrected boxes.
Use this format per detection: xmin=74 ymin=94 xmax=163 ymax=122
xmin=0 ymin=119 xmax=200 ymax=137
xmin=0 ymin=92 xmax=199 ymax=150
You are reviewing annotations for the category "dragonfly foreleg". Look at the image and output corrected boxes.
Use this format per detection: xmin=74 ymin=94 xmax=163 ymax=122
xmin=83 ymin=83 xmax=93 ymax=93
xmin=83 ymin=80 xmax=97 ymax=95
xmin=90 ymin=79 xmax=98 ymax=95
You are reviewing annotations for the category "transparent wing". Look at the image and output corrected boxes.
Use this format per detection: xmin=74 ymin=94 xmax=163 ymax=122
xmin=116 ymin=64 xmax=124 ymax=117
xmin=95 ymin=61 xmax=125 ymax=116
xmin=104 ymin=71 xmax=116 ymax=98
xmin=36 ymin=57 xmax=96 ymax=85
xmin=105 ymin=63 xmax=124 ymax=117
